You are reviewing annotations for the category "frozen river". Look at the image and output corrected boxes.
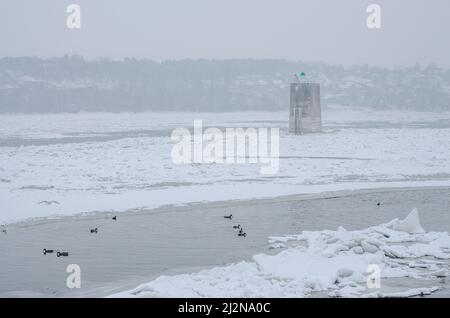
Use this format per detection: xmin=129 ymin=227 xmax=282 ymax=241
xmin=1 ymin=109 xmax=450 ymax=224
xmin=1 ymin=109 xmax=450 ymax=297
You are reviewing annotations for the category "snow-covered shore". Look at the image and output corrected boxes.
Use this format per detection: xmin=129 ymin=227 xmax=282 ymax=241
xmin=110 ymin=209 xmax=450 ymax=298
xmin=1 ymin=187 xmax=450 ymax=297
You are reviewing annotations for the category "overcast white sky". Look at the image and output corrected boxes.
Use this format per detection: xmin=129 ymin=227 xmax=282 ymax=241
xmin=1 ymin=0 xmax=449 ymax=67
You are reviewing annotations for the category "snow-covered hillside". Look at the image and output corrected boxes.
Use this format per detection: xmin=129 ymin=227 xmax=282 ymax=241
xmin=1 ymin=57 xmax=449 ymax=113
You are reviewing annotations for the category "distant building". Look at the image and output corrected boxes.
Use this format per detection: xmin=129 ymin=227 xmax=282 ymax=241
xmin=289 ymin=75 xmax=321 ymax=135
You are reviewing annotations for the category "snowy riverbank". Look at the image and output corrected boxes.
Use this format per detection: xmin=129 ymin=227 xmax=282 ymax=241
xmin=110 ymin=209 xmax=450 ymax=298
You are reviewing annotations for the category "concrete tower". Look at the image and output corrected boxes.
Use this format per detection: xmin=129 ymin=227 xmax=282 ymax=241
xmin=289 ymin=80 xmax=321 ymax=135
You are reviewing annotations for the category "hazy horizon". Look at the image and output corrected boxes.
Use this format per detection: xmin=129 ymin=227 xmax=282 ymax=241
xmin=1 ymin=0 xmax=450 ymax=68
xmin=3 ymin=55 xmax=449 ymax=71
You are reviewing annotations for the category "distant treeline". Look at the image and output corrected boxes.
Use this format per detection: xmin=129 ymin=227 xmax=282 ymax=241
xmin=0 ymin=56 xmax=449 ymax=113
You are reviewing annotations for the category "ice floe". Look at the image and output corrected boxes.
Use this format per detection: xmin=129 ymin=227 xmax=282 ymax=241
xmin=392 ymin=208 xmax=425 ymax=234
xmin=110 ymin=209 xmax=450 ymax=298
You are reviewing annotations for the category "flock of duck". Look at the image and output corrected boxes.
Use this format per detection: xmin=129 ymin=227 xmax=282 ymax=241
xmin=222 ymin=203 xmax=382 ymax=239
xmin=38 ymin=215 xmax=118 ymax=258
xmin=1 ymin=212 xmax=248 ymax=260
xmin=224 ymin=214 xmax=247 ymax=237
xmin=2 ymin=202 xmax=383 ymax=255
xmin=34 ymin=212 xmax=244 ymax=258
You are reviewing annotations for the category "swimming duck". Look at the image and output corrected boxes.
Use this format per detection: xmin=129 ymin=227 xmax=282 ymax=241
xmin=377 ymin=202 xmax=381 ymax=206
xmin=224 ymin=214 xmax=233 ymax=220
xmin=238 ymin=232 xmax=247 ymax=237
xmin=57 ymin=251 xmax=69 ymax=257
xmin=43 ymin=249 xmax=54 ymax=255
xmin=233 ymin=224 xmax=241 ymax=229
xmin=90 ymin=228 xmax=98 ymax=234
xmin=112 ymin=216 xmax=117 ymax=221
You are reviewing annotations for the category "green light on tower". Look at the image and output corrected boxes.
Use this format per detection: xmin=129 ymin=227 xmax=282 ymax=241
xmin=294 ymin=72 xmax=306 ymax=82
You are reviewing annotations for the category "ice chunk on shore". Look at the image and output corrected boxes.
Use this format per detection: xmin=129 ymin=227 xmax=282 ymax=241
xmin=337 ymin=268 xmax=354 ymax=278
xmin=351 ymin=246 xmax=364 ymax=255
xmin=361 ymin=241 xmax=379 ymax=254
xmin=368 ymin=286 xmax=440 ymax=298
xmin=392 ymin=208 xmax=425 ymax=234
